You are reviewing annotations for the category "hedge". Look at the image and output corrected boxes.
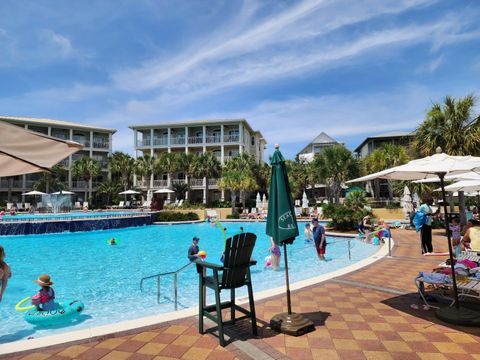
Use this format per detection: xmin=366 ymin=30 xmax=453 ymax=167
xmin=156 ymin=211 xmax=200 ymax=222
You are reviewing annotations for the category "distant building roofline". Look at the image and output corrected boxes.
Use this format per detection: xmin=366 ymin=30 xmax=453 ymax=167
xmin=0 ymin=115 xmax=116 ymax=133
xmin=353 ymin=130 xmax=415 ymax=153
xmin=297 ymin=131 xmax=341 ymax=156
xmin=129 ymin=118 xmax=266 ymax=143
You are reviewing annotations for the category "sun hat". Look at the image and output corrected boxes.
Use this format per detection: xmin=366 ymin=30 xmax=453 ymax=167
xmin=34 ymin=274 xmax=54 ymax=286
xmin=193 ymin=236 xmax=200 ymax=241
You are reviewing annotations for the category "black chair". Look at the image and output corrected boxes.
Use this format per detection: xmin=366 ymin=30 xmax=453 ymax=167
xmin=196 ymin=232 xmax=257 ymax=346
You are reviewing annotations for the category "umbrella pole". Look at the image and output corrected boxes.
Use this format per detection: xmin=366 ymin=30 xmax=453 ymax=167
xmin=438 ymin=174 xmax=460 ymax=307
xmin=283 ymin=242 xmax=292 ymax=315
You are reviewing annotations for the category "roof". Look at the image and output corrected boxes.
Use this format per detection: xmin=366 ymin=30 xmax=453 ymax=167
xmin=0 ymin=115 xmax=116 ymax=133
xmin=297 ymin=132 xmax=340 ymax=155
xmin=353 ymin=130 xmax=414 ymax=153
xmin=129 ymin=118 xmax=266 ymax=142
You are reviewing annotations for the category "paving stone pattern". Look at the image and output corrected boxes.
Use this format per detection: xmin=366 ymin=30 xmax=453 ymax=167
xmin=7 ymin=229 xmax=480 ymax=360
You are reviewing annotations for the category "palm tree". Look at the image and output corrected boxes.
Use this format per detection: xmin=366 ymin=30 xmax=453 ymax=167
xmin=312 ymin=145 xmax=359 ymax=204
xmin=413 ymin=94 xmax=480 ymax=157
xmin=193 ymin=152 xmax=221 ymax=206
xmin=109 ymin=152 xmax=136 ymax=192
xmin=34 ymin=164 xmax=67 ymax=193
xmin=71 ymin=156 xmax=100 ymax=200
xmin=362 ymin=144 xmax=409 ymax=199
xmin=414 ymin=94 xmax=480 ymax=224
xmin=96 ymin=180 xmax=122 ymax=206
xmin=155 ymin=152 xmax=178 ymax=189
xmin=135 ymin=154 xmax=155 ymax=194
xmin=175 ymin=152 xmax=198 ymax=200
xmin=253 ymin=161 xmax=270 ymax=195
xmin=219 ymin=154 xmax=257 ymax=212
xmin=172 ymin=182 xmax=189 ymax=200
xmin=286 ymin=158 xmax=315 ymax=200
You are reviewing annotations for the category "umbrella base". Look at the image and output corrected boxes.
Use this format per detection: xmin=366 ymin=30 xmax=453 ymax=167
xmin=436 ymin=306 xmax=480 ymax=327
xmin=270 ymin=312 xmax=315 ymax=336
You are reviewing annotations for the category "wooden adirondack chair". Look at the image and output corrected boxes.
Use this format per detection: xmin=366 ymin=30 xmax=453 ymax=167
xmin=196 ymin=232 xmax=257 ymax=346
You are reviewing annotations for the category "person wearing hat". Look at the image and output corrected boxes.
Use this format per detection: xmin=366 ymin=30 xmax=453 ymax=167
xmin=32 ymin=274 xmax=56 ymax=311
xmin=187 ymin=237 xmax=200 ymax=262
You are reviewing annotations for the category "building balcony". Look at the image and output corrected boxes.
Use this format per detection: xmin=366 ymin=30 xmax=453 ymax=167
xmin=171 ymin=179 xmax=186 ymax=185
xmin=153 ymin=179 xmax=168 ymax=188
xmin=72 ymin=180 xmax=87 ymax=189
xmin=208 ymin=178 xmax=219 ymax=186
xmin=205 ymin=135 xmax=221 ymax=144
xmin=170 ymin=136 xmax=186 ymax=145
xmin=224 ymin=134 xmax=239 ymax=143
xmin=153 ymin=137 xmax=168 ymax=146
xmin=92 ymin=140 xmax=110 ymax=149
xmin=25 ymin=180 xmax=36 ymax=188
xmin=188 ymin=136 xmax=203 ymax=144
xmin=137 ymin=139 xmax=151 ymax=147
xmin=190 ymin=178 xmax=204 ymax=187
xmin=0 ymin=179 xmax=22 ymax=188
xmin=73 ymin=137 xmax=90 ymax=147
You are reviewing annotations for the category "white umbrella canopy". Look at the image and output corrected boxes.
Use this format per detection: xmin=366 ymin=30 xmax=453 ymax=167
xmin=0 ymin=121 xmax=83 ymax=177
xmin=119 ymin=190 xmax=141 ymax=195
xmin=439 ymin=180 xmax=480 ymax=193
xmin=154 ymin=189 xmax=174 ymax=194
xmin=412 ymin=192 xmax=420 ymax=206
xmin=413 ymin=171 xmax=480 ymax=184
xmin=401 ymin=186 xmax=413 ymax=216
xmin=22 ymin=190 xmax=47 ymax=196
xmin=302 ymin=191 xmax=309 ymax=209
xmin=51 ymin=190 xmax=75 ymax=195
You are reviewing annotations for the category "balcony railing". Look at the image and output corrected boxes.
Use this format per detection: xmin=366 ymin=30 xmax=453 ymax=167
xmin=224 ymin=134 xmax=239 ymax=143
xmin=188 ymin=136 xmax=203 ymax=144
xmin=93 ymin=140 xmax=109 ymax=149
xmin=153 ymin=179 xmax=168 ymax=188
xmin=137 ymin=139 xmax=151 ymax=147
xmin=153 ymin=137 xmax=168 ymax=146
xmin=136 ymin=180 xmax=149 ymax=188
xmin=73 ymin=137 xmax=90 ymax=147
xmin=170 ymin=136 xmax=186 ymax=145
xmin=72 ymin=180 xmax=87 ymax=189
xmin=190 ymin=178 xmax=204 ymax=187
xmin=25 ymin=180 xmax=36 ymax=188
xmin=208 ymin=178 xmax=219 ymax=186
xmin=0 ymin=179 xmax=22 ymax=188
xmin=171 ymin=179 xmax=186 ymax=185
xmin=51 ymin=132 xmax=69 ymax=140
xmin=205 ymin=135 xmax=221 ymax=144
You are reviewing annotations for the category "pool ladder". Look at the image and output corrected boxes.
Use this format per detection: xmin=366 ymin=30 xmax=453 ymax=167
xmin=140 ymin=262 xmax=196 ymax=310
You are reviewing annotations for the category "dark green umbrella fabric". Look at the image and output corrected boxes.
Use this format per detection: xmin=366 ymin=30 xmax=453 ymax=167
xmin=266 ymin=147 xmax=299 ymax=245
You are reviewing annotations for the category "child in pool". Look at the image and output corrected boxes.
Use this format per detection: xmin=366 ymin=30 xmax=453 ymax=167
xmin=304 ymin=223 xmax=313 ymax=243
xmin=0 ymin=246 xmax=11 ymax=303
xmin=32 ymin=274 xmax=56 ymax=311
xmin=270 ymin=238 xmax=281 ymax=270
xmin=109 ymin=238 xmax=117 ymax=245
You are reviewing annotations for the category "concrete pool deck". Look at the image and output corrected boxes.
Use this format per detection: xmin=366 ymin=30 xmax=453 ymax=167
xmin=5 ymin=229 xmax=480 ymax=359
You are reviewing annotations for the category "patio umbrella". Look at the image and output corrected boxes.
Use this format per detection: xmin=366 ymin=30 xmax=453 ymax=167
xmin=51 ymin=190 xmax=75 ymax=195
xmin=153 ymin=189 xmax=174 ymax=194
xmin=256 ymin=192 xmax=262 ymax=209
xmin=439 ymin=180 xmax=480 ymax=193
xmin=347 ymin=148 xmax=480 ymax=326
xmin=302 ymin=191 xmax=309 ymax=209
xmin=22 ymin=190 xmax=47 ymax=196
xmin=266 ymin=144 xmax=315 ymax=336
xmin=412 ymin=192 xmax=420 ymax=207
xmin=119 ymin=190 xmax=140 ymax=195
xmin=0 ymin=121 xmax=83 ymax=177
xmin=262 ymin=193 xmax=267 ymax=209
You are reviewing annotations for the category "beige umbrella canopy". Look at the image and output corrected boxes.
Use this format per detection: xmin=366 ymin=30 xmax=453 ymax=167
xmin=0 ymin=121 xmax=83 ymax=177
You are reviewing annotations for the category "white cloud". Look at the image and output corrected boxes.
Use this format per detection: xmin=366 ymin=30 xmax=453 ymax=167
xmin=416 ymin=55 xmax=443 ymax=73
xmin=44 ymin=31 xmax=73 ymax=58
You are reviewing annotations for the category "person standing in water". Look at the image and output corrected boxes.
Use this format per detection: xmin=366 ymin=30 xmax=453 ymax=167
xmin=187 ymin=236 xmax=200 ymax=261
xmin=312 ymin=218 xmax=326 ymax=260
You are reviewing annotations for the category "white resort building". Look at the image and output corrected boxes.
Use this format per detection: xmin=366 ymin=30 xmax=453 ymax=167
xmin=296 ymin=132 xmax=342 ymax=162
xmin=130 ymin=119 xmax=266 ymax=203
xmin=0 ymin=116 xmax=116 ymax=202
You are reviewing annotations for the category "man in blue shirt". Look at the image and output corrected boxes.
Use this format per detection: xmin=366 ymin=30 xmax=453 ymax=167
xmin=312 ymin=218 xmax=326 ymax=260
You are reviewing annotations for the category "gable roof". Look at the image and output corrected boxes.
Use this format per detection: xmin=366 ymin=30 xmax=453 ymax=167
xmin=0 ymin=115 xmax=116 ymax=133
xmin=297 ymin=132 xmax=340 ymax=155
xmin=353 ymin=130 xmax=414 ymax=153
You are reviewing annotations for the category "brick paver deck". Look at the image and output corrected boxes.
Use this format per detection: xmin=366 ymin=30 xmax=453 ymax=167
xmin=6 ymin=229 xmax=480 ymax=360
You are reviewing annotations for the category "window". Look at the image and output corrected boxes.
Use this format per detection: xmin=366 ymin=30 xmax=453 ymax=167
xmin=251 ymin=136 xmax=255 ymax=146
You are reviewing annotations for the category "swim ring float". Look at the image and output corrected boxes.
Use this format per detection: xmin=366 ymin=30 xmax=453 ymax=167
xmin=17 ymin=298 xmax=85 ymax=326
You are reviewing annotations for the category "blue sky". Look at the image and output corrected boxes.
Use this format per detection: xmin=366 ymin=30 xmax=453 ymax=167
xmin=1 ymin=0 xmax=480 ymax=159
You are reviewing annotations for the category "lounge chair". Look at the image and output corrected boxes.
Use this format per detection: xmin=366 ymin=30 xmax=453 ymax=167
xmin=117 ymin=201 xmax=125 ymax=209
xmin=240 ymin=209 xmax=249 ymax=219
xmin=6 ymin=203 xmax=13 ymax=210
xmin=24 ymin=203 xmax=30 ymax=211
xmin=74 ymin=201 xmax=81 ymax=209
xmin=195 ymin=232 xmax=258 ymax=346
xmin=177 ymin=199 xmax=184 ymax=208
xmin=125 ymin=201 xmax=131 ymax=208
xmin=16 ymin=203 xmax=24 ymax=211
xmin=172 ymin=199 xmax=179 ymax=208
xmin=206 ymin=209 xmax=218 ymax=220
xmin=83 ymin=201 xmax=89 ymax=209
xmin=294 ymin=207 xmax=302 ymax=218
xmin=141 ymin=201 xmax=151 ymax=209
xmin=247 ymin=208 xmax=257 ymax=219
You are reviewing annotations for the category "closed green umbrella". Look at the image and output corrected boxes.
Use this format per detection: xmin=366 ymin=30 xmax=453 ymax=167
xmin=266 ymin=145 xmax=314 ymax=336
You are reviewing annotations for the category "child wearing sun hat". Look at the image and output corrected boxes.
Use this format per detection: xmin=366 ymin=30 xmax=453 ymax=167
xmin=31 ymin=274 xmax=56 ymax=311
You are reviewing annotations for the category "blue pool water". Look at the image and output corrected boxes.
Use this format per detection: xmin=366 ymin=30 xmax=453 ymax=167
xmin=1 ymin=211 xmax=143 ymax=222
xmin=0 ymin=222 xmax=377 ymax=343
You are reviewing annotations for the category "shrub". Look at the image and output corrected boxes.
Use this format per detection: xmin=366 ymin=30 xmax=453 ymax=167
xmin=385 ymin=201 xmax=401 ymax=209
xmin=156 ymin=211 xmax=199 ymax=222
xmin=210 ymin=200 xmax=231 ymax=208
xmin=226 ymin=213 xmax=240 ymax=219
xmin=322 ymin=203 xmax=370 ymax=231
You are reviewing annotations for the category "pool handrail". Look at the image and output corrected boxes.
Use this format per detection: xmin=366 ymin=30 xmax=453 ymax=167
xmin=139 ymin=261 xmax=196 ymax=310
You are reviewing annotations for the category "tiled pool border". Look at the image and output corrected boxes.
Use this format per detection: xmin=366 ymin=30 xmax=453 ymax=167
xmin=0 ymin=233 xmax=391 ymax=356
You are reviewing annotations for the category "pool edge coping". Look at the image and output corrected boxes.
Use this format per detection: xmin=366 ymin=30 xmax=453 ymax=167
xmin=0 ymin=237 xmax=392 ymax=356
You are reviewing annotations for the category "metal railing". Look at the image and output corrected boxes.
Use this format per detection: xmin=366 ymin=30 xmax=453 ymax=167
xmin=153 ymin=137 xmax=168 ymax=146
xmin=170 ymin=136 xmax=186 ymax=145
xmin=153 ymin=179 xmax=168 ymax=187
xmin=140 ymin=262 xmax=194 ymax=310
xmin=224 ymin=134 xmax=239 ymax=143
xmin=188 ymin=136 xmax=203 ymax=144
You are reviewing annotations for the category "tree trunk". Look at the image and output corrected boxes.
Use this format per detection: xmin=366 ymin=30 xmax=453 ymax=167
xmin=459 ymin=191 xmax=466 ymax=227
xmin=374 ymin=179 xmax=380 ymax=200
xmin=231 ymin=191 xmax=236 ymax=214
xmin=241 ymin=190 xmax=246 ymax=209
xmin=205 ymin=178 xmax=209 ymax=206
xmin=7 ymin=177 xmax=13 ymax=202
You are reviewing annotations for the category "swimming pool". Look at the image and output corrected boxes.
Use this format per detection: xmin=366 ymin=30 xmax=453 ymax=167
xmin=0 ymin=222 xmax=378 ymax=343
